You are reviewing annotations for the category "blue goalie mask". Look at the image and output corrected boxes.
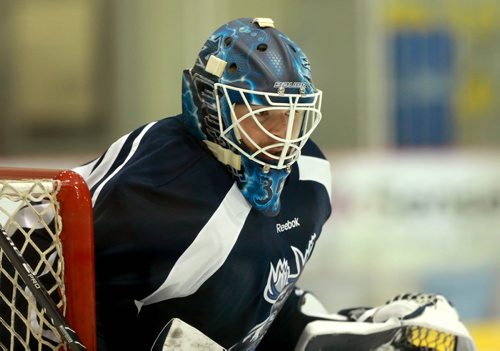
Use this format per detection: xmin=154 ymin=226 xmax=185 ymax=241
xmin=182 ymin=17 xmax=322 ymax=216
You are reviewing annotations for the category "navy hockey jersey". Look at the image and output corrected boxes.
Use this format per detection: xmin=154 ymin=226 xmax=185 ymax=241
xmin=74 ymin=115 xmax=332 ymax=350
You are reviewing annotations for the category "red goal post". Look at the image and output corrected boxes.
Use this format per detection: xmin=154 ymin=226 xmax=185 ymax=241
xmin=0 ymin=168 xmax=96 ymax=351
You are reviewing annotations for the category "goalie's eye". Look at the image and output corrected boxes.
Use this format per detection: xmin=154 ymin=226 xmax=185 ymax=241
xmin=254 ymin=110 xmax=271 ymax=122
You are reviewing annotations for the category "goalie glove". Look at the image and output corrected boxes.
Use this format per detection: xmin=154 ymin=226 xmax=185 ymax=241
xmin=295 ymin=293 xmax=477 ymax=351
xmin=357 ymin=293 xmax=476 ymax=351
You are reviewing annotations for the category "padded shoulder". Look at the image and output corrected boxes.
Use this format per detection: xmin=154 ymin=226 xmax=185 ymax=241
xmin=301 ymin=139 xmax=328 ymax=160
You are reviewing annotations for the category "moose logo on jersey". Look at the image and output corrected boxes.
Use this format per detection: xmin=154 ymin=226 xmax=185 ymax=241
xmin=264 ymin=233 xmax=316 ymax=303
xmin=234 ymin=233 xmax=318 ymax=349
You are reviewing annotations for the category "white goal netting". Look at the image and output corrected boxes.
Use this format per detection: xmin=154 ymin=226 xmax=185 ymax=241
xmin=0 ymin=179 xmax=67 ymax=351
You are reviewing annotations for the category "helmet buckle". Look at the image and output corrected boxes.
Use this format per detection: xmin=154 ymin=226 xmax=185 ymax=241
xmin=252 ymin=18 xmax=275 ymax=28
xmin=205 ymin=55 xmax=227 ymax=78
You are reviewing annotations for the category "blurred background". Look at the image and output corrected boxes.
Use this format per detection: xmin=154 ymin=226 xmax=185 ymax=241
xmin=0 ymin=0 xmax=499 ymax=348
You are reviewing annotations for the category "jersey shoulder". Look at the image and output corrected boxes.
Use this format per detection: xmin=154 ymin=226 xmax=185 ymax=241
xmin=77 ymin=115 xmax=214 ymax=201
xmin=301 ymin=139 xmax=328 ymax=161
xmin=126 ymin=115 xmax=208 ymax=186
xmin=292 ymin=139 xmax=332 ymax=216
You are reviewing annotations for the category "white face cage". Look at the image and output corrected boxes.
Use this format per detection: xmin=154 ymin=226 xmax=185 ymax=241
xmin=214 ymin=83 xmax=323 ymax=171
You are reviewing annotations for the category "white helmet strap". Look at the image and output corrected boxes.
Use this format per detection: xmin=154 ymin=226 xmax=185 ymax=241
xmin=203 ymin=140 xmax=242 ymax=171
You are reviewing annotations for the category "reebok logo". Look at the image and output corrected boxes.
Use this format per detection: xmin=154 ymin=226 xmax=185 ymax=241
xmin=276 ymin=217 xmax=300 ymax=233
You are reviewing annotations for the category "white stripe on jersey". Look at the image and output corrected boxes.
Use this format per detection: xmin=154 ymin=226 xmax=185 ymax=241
xmin=72 ymin=158 xmax=99 ymax=181
xmin=297 ymin=156 xmax=332 ymax=200
xmin=75 ymin=132 xmax=131 ymax=191
xmin=134 ymin=182 xmax=251 ymax=312
xmin=89 ymin=122 xmax=157 ymax=206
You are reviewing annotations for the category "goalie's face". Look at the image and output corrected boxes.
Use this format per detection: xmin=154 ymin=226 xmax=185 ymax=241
xmin=215 ymin=83 xmax=322 ymax=171
xmin=233 ymin=104 xmax=303 ymax=161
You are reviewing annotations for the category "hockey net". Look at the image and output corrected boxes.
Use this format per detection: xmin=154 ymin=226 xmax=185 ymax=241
xmin=0 ymin=168 xmax=96 ymax=351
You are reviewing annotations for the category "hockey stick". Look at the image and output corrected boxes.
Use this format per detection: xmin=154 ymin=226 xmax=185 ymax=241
xmin=0 ymin=223 xmax=86 ymax=351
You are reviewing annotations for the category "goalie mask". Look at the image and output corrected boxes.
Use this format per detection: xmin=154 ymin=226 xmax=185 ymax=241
xmin=182 ymin=17 xmax=322 ymax=216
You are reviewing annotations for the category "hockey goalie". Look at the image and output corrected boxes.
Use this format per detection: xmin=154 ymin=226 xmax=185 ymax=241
xmin=69 ymin=17 xmax=477 ymax=351
xmin=0 ymin=9 xmax=480 ymax=350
